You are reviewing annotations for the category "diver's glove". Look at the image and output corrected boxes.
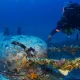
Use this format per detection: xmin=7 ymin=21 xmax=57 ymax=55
xmin=48 ymin=29 xmax=60 ymax=41
xmin=48 ymin=34 xmax=53 ymax=41
xmin=48 ymin=29 xmax=56 ymax=41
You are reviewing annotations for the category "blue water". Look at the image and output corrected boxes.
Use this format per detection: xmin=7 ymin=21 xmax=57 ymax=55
xmin=0 ymin=0 xmax=80 ymax=42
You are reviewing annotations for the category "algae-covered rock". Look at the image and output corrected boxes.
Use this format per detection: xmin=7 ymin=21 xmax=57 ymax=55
xmin=0 ymin=35 xmax=48 ymax=58
xmin=0 ymin=35 xmax=48 ymax=80
xmin=0 ymin=74 xmax=9 ymax=80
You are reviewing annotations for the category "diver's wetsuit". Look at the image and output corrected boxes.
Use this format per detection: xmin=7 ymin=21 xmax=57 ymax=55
xmin=50 ymin=3 xmax=80 ymax=36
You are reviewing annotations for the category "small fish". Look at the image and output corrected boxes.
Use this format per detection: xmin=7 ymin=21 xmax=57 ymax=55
xmin=59 ymin=69 xmax=70 ymax=76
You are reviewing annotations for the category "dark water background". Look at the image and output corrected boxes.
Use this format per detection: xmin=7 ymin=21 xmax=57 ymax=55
xmin=0 ymin=0 xmax=80 ymax=42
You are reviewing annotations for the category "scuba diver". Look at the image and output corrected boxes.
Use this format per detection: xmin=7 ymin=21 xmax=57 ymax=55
xmin=48 ymin=1 xmax=80 ymax=41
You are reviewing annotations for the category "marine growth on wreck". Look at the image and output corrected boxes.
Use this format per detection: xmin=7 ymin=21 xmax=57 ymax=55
xmin=0 ymin=34 xmax=80 ymax=80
